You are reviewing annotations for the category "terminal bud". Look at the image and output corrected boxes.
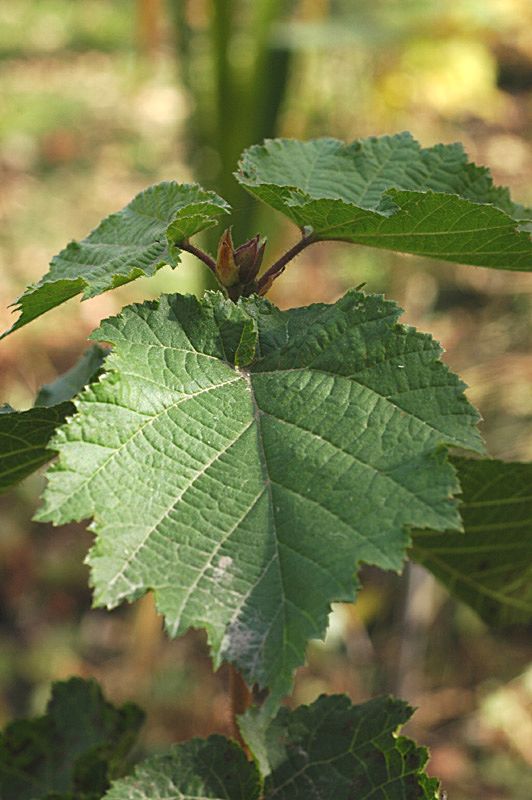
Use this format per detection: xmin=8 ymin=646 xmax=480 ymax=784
xmin=234 ymin=234 xmax=266 ymax=285
xmin=215 ymin=229 xmax=267 ymax=295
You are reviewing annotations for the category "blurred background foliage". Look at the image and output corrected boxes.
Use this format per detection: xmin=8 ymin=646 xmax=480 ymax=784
xmin=1 ymin=2 xmax=532 ymax=798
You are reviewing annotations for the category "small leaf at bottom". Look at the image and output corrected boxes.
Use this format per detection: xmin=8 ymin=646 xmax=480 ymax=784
xmin=0 ymin=677 xmax=143 ymax=800
xmin=104 ymin=736 xmax=260 ymax=800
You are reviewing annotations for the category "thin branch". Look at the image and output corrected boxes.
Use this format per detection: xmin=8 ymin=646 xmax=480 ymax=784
xmin=178 ymin=240 xmax=217 ymax=274
xmin=256 ymin=233 xmax=315 ymax=294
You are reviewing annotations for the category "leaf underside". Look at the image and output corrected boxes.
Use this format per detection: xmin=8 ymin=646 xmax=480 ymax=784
xmin=0 ymin=403 xmax=72 ymax=494
xmin=35 ymin=344 xmax=108 ymax=407
xmin=37 ymin=289 xmax=482 ymax=701
xmin=2 ymin=182 xmax=229 ymax=338
xmin=412 ymin=456 xmax=532 ymax=625
xmin=104 ymin=695 xmax=439 ymax=800
xmin=236 ymin=133 xmax=532 ymax=271
xmin=0 ymin=345 xmax=106 ymax=494
xmin=0 ymin=677 xmax=143 ymax=800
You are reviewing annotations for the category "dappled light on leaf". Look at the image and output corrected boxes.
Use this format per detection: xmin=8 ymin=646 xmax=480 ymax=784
xmin=37 ymin=289 xmax=482 ymax=702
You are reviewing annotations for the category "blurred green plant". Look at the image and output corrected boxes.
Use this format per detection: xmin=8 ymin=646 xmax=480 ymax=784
xmin=170 ymin=0 xmax=294 ymax=244
xmin=0 ymin=0 xmax=135 ymax=57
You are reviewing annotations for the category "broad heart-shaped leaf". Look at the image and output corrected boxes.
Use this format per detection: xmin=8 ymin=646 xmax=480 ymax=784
xmin=412 ymin=457 xmax=532 ymax=625
xmin=2 ymin=182 xmax=229 ymax=337
xmin=0 ymin=345 xmax=106 ymax=494
xmin=0 ymin=677 xmax=143 ymax=800
xmin=236 ymin=133 xmax=532 ymax=271
xmin=104 ymin=696 xmax=438 ymax=800
xmin=37 ymin=289 xmax=483 ymax=702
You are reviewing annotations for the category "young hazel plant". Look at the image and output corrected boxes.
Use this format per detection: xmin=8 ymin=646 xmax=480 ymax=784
xmin=1 ymin=132 xmax=532 ymax=800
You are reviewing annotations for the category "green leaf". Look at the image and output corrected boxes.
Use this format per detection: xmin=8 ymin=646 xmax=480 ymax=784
xmin=412 ymin=457 xmax=532 ymax=625
xmin=104 ymin=696 xmax=438 ymax=800
xmin=263 ymin=695 xmax=439 ymax=798
xmin=37 ymin=289 xmax=482 ymax=701
xmin=236 ymin=133 xmax=532 ymax=271
xmin=0 ymin=345 xmax=106 ymax=494
xmin=104 ymin=736 xmax=260 ymax=800
xmin=0 ymin=677 xmax=143 ymax=800
xmin=0 ymin=403 xmax=72 ymax=494
xmin=35 ymin=345 xmax=108 ymax=407
xmin=2 ymin=182 xmax=230 ymax=337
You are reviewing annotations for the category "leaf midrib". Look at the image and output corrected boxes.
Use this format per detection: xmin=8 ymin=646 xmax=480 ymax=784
xmin=241 ymin=370 xmax=288 ymax=680
xmin=257 ymin=181 xmax=523 ymax=243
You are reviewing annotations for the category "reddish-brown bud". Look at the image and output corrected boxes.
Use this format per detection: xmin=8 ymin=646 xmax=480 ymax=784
xmin=233 ymin=234 xmax=266 ymax=284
